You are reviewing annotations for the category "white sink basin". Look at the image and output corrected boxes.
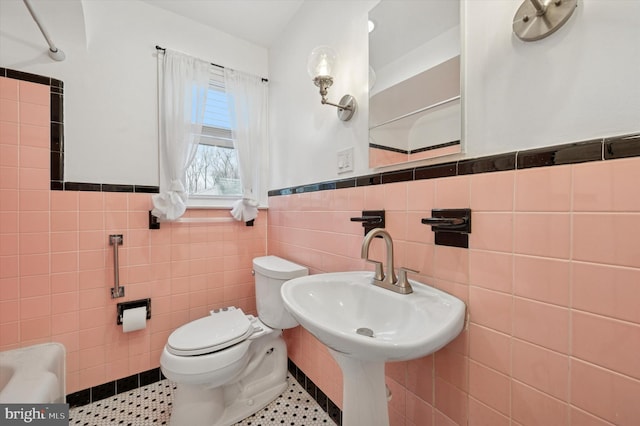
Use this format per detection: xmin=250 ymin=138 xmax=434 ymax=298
xmin=281 ymin=271 xmax=466 ymax=362
xmin=281 ymin=271 xmax=466 ymax=426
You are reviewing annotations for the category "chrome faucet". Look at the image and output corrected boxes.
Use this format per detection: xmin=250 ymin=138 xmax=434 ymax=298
xmin=360 ymin=228 xmax=413 ymax=294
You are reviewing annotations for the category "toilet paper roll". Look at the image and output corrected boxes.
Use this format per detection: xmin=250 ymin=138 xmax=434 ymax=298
xmin=122 ymin=306 xmax=147 ymax=332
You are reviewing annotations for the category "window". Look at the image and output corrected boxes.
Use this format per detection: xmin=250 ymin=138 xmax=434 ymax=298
xmin=185 ymin=68 xmax=241 ymax=199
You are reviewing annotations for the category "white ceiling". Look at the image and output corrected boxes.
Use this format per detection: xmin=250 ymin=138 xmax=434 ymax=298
xmin=140 ymin=0 xmax=305 ymax=48
xmin=140 ymin=1 xmax=458 ymax=63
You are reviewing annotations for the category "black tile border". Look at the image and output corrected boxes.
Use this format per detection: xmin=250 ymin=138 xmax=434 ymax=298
xmin=65 ymin=388 xmax=90 ymax=408
xmin=268 ymin=133 xmax=640 ymax=197
xmin=116 ymin=374 xmax=139 ymax=394
xmin=410 ymin=139 xmax=460 ymax=154
xmin=62 ymin=182 xmax=102 ymax=192
xmin=458 ymin=152 xmax=516 ymax=175
xmin=604 ymin=133 xmax=640 ymax=160
xmin=369 ymin=139 xmax=460 ymax=155
xmin=415 ymin=161 xmax=457 ymax=180
xmin=66 ymin=367 xmax=163 ymax=408
xmin=516 ymin=139 xmax=602 ymax=169
xmin=288 ymin=358 xmax=342 ymax=426
xmin=2 ymin=68 xmax=159 ymax=194
xmin=369 ymin=143 xmax=408 ymax=155
xmin=57 ymin=182 xmax=159 ymax=193
xmin=355 ymin=174 xmax=382 ymax=187
xmin=2 ymin=67 xmax=54 ymax=86
xmin=381 ymin=169 xmax=413 ymax=184
xmin=90 ymin=380 xmax=116 ymax=402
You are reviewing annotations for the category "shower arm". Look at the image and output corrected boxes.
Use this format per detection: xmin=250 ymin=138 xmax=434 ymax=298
xmin=22 ymin=0 xmax=65 ymax=61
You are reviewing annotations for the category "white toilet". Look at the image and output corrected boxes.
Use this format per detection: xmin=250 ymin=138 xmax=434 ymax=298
xmin=160 ymin=256 xmax=308 ymax=426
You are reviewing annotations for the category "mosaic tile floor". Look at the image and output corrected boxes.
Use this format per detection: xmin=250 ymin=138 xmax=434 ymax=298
xmin=69 ymin=375 xmax=335 ymax=425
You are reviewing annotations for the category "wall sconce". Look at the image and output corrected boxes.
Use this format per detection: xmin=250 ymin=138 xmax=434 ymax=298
xmin=513 ymin=0 xmax=577 ymax=41
xmin=307 ymin=46 xmax=357 ymax=121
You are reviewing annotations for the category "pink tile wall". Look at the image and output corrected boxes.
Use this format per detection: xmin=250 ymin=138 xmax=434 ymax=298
xmin=0 ymin=76 xmax=266 ymax=393
xmin=268 ymin=161 xmax=640 ymax=425
xmin=369 ymin=147 xmax=408 ymax=168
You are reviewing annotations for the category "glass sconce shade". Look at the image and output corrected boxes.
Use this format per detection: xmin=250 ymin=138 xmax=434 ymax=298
xmin=307 ymin=45 xmax=356 ymax=121
xmin=307 ymin=46 xmax=338 ymax=78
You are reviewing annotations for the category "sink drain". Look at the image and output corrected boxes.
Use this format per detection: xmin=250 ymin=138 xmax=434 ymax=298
xmin=356 ymin=327 xmax=374 ymax=337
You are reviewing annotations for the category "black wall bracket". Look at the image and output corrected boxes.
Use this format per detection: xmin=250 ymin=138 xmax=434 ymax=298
xmin=421 ymin=208 xmax=471 ymax=248
xmin=149 ymin=211 xmax=160 ymax=229
xmin=350 ymin=210 xmax=385 ymax=236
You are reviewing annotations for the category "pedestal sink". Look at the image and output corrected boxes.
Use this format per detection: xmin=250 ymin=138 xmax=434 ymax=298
xmin=281 ymin=271 xmax=466 ymax=426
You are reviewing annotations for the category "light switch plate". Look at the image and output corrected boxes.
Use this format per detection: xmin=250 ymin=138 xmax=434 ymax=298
xmin=337 ymin=147 xmax=354 ymax=174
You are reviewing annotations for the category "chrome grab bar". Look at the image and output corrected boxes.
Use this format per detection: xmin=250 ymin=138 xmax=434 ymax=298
xmin=110 ymin=235 xmax=124 ymax=298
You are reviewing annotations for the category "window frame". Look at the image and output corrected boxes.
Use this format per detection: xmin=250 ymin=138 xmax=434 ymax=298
xmin=185 ymin=67 xmax=242 ymax=209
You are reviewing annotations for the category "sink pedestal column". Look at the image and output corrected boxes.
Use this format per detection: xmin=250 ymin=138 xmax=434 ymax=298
xmin=330 ymin=349 xmax=389 ymax=426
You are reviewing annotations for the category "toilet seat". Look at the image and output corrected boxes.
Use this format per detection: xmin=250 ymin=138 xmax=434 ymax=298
xmin=167 ymin=308 xmax=254 ymax=356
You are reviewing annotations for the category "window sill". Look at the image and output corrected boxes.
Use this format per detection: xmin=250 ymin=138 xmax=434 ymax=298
xmin=186 ymin=197 xmax=267 ymax=210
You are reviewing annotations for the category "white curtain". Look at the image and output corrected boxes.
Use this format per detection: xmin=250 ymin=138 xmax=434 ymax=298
xmin=224 ymin=68 xmax=268 ymax=222
xmin=152 ymin=49 xmax=210 ymax=221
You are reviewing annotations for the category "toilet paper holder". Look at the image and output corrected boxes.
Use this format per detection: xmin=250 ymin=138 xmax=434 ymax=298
xmin=116 ymin=298 xmax=151 ymax=325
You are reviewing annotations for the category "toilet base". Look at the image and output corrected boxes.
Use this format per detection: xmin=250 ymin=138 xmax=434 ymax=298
xmin=168 ymin=335 xmax=289 ymax=426
xmin=170 ymin=385 xmax=224 ymax=426
xmin=169 ymin=381 xmax=288 ymax=426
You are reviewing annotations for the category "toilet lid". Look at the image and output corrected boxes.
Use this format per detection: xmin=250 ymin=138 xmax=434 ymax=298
xmin=167 ymin=309 xmax=253 ymax=356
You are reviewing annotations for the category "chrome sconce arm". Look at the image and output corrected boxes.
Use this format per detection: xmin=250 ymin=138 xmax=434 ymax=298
xmin=313 ymin=75 xmax=357 ymax=120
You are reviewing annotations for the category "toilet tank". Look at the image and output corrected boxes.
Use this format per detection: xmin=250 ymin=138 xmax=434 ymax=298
xmin=253 ymin=256 xmax=308 ymax=329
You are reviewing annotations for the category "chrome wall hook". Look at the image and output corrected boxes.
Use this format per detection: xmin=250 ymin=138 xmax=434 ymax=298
xmin=513 ymin=0 xmax=577 ymax=42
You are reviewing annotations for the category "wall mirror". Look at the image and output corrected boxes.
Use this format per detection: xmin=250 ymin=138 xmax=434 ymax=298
xmin=368 ymin=0 xmax=461 ymax=168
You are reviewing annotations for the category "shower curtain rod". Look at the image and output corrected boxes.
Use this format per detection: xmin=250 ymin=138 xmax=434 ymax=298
xmin=23 ymin=0 xmax=65 ymax=61
xmin=155 ymin=45 xmax=268 ymax=82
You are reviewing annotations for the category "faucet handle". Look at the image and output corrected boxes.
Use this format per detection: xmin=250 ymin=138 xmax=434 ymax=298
xmin=396 ymin=267 xmax=418 ymax=291
xmin=366 ymin=259 xmax=384 ymax=281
